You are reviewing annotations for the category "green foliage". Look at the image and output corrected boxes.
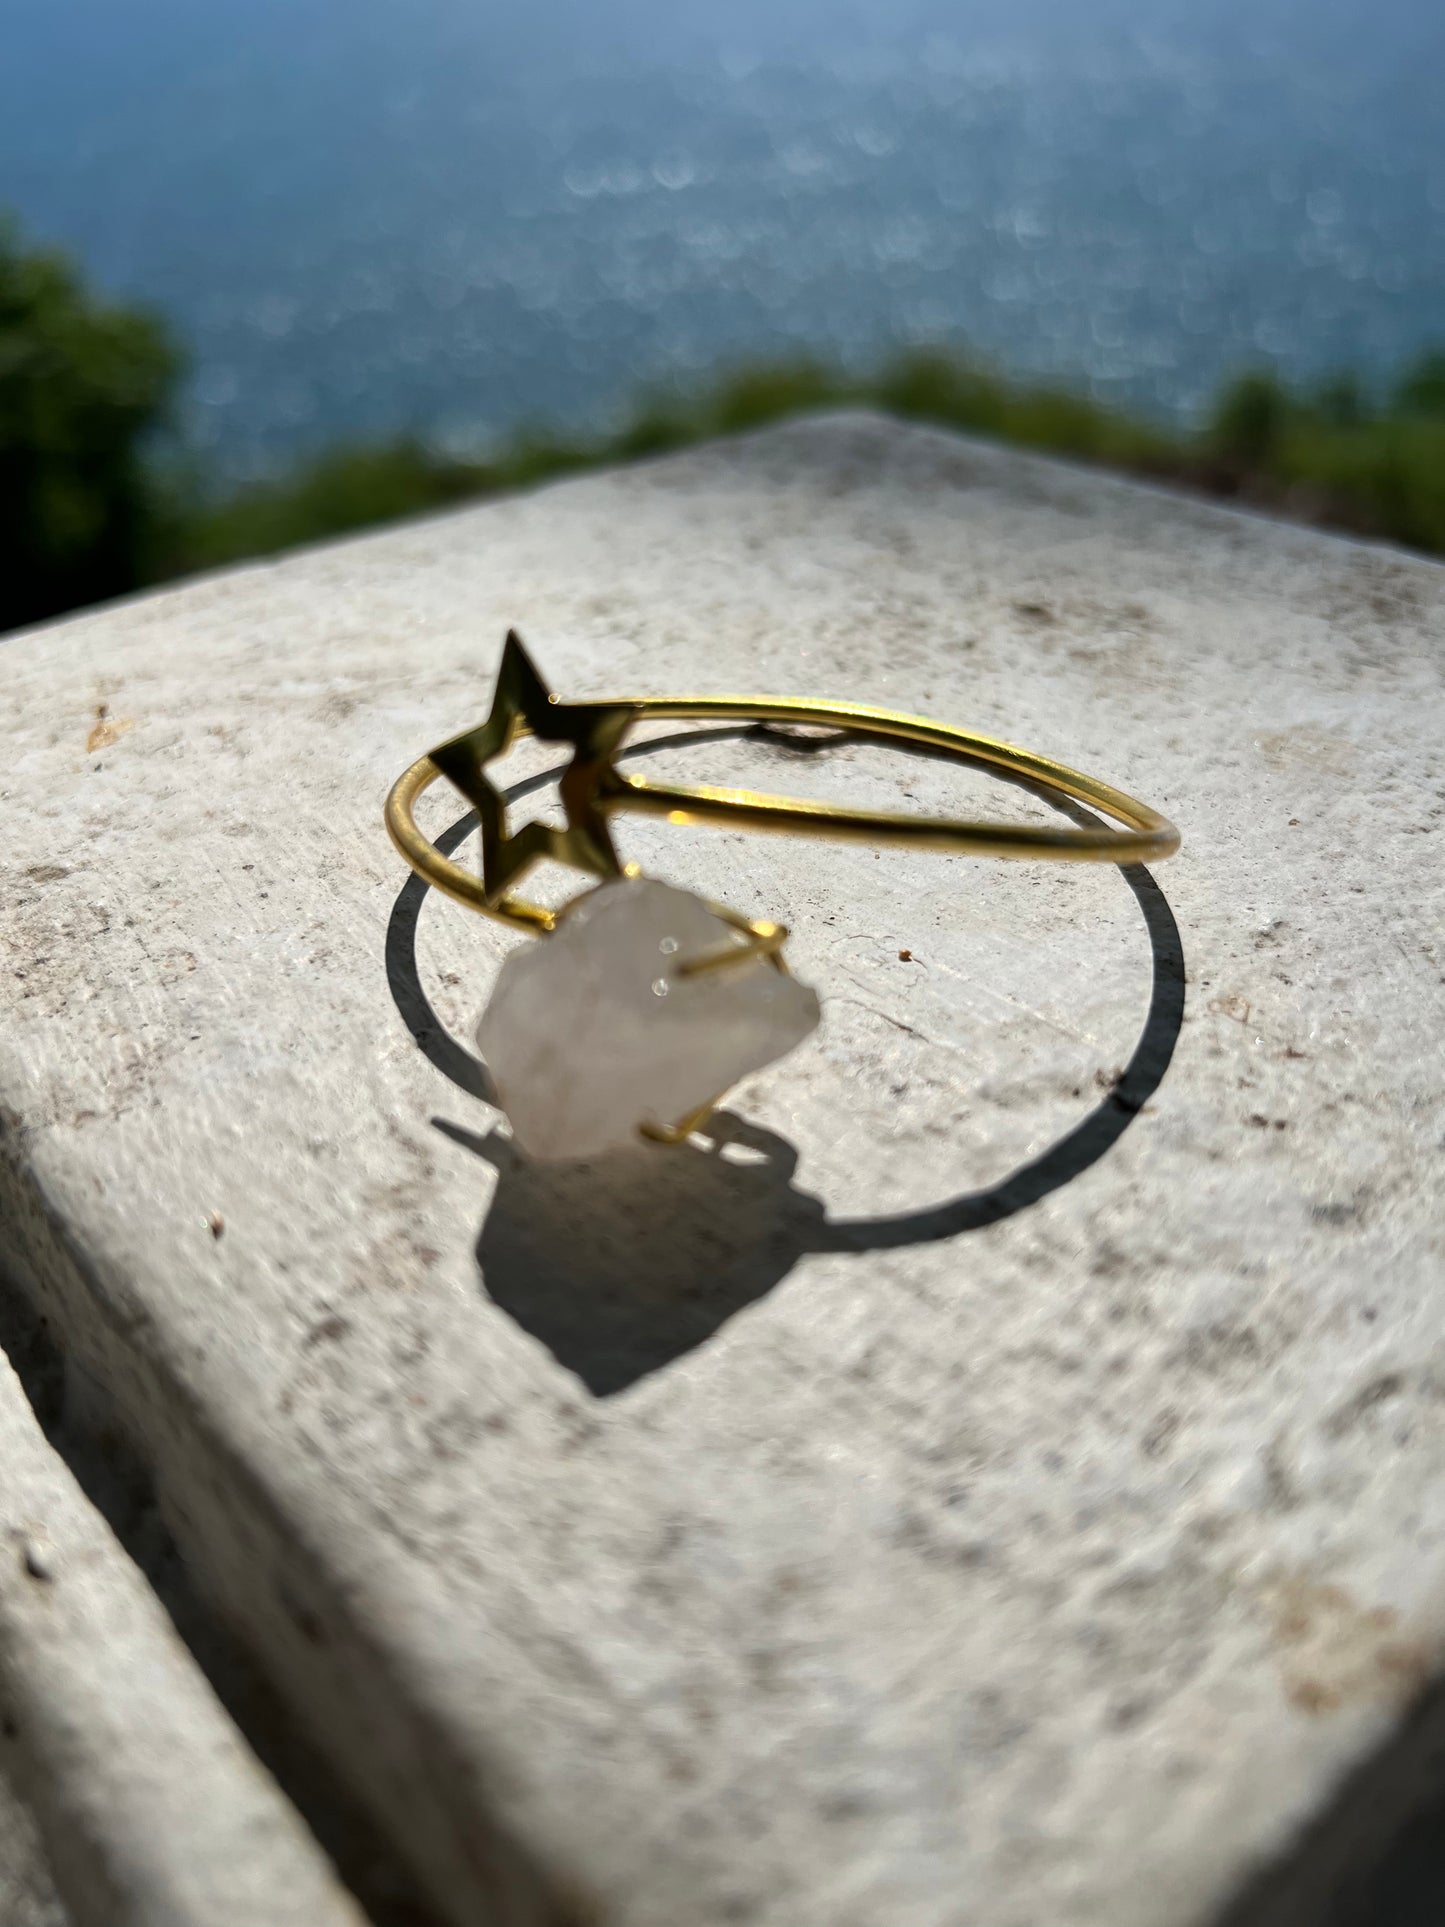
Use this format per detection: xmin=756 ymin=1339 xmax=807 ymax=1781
xmin=700 ymin=357 xmax=845 ymax=434
xmin=1207 ymin=370 xmax=1292 ymax=467
xmin=1312 ymin=371 xmax=1367 ymax=428
xmin=872 ymin=348 xmax=1008 ymax=433
xmin=873 ymin=349 xmax=1171 ymax=468
xmin=1394 ymin=350 xmax=1445 ymax=419
xmin=129 ymin=346 xmax=1445 ymax=590
xmin=4 ymin=210 xmax=1445 ymax=635
xmin=1195 ymin=350 xmax=1445 ymax=554
xmin=1264 ymin=415 xmax=1445 ymax=554
xmin=0 ymin=217 xmax=180 ymax=631
xmin=160 ymin=350 xmax=1185 ymax=581
xmin=170 ymin=440 xmax=491 ymax=574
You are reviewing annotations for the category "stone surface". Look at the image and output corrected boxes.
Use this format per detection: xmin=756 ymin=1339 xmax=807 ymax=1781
xmin=480 ymin=877 xmax=821 ymax=1160
xmin=0 ymin=1354 xmax=366 ymax=1927
xmin=0 ymin=1773 xmax=68 ymax=1927
xmin=0 ymin=415 xmax=1443 ymax=1927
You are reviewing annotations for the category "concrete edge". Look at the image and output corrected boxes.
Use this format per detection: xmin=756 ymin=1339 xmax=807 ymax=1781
xmin=2 ymin=410 xmax=1440 ymax=659
xmin=0 ymin=1115 xmax=586 ymax=1927
xmin=0 ymin=1342 xmax=369 ymax=1927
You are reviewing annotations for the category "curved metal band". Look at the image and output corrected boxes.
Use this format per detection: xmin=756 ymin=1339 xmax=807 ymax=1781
xmin=600 ymin=696 xmax=1178 ymax=862
xmin=385 ymin=694 xmax=1179 ymax=935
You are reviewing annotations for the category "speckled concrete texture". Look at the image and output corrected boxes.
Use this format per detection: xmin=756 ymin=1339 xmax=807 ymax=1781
xmin=0 ymin=1772 xmax=67 ymax=1927
xmin=0 ymin=416 xmax=1442 ymax=1926
xmin=0 ymin=1354 xmax=365 ymax=1927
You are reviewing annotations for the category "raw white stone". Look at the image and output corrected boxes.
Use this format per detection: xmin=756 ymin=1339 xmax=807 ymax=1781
xmin=479 ymin=878 xmax=820 ymax=1160
xmin=1 ymin=416 xmax=1444 ymax=1927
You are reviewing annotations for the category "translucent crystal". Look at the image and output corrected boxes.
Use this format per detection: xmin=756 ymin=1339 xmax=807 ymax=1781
xmin=478 ymin=878 xmax=820 ymax=1161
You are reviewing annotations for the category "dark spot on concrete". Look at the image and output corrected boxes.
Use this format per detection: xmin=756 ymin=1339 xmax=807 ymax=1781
xmin=1324 ymin=1372 xmax=1406 ymax=1440
xmin=1107 ymin=1694 xmax=1153 ymax=1731
xmin=1290 ymin=1676 xmax=1342 ymax=1715
xmin=302 ymin=1314 xmax=352 ymax=1349
xmin=1142 ymin=1409 xmax=1182 ymax=1460
xmin=820 ymin=1791 xmax=873 ymax=1822
xmin=1313 ymin=1200 xmax=1361 ymax=1226
xmin=292 ymin=1605 xmax=328 ymax=1646
xmin=1269 ymin=1573 xmax=1434 ymax=1716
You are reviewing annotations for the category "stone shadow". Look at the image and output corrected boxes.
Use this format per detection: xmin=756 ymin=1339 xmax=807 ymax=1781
xmin=431 ymin=1112 xmax=827 ymax=1396
xmin=384 ymin=727 xmax=1186 ymax=1395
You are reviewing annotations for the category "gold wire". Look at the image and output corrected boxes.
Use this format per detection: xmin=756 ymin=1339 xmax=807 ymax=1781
xmin=595 ymin=695 xmax=1178 ymax=864
xmin=672 ymin=919 xmax=790 ymax=979
xmin=638 ymin=1093 xmax=732 ymax=1146
xmin=384 ymin=692 xmax=1178 ymax=937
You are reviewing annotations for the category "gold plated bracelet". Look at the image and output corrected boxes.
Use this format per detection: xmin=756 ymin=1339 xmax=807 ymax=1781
xmin=385 ymin=631 xmax=1179 ymax=1160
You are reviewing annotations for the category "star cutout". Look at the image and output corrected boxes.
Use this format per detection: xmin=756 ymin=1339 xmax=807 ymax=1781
xmin=428 ymin=631 xmax=637 ymax=907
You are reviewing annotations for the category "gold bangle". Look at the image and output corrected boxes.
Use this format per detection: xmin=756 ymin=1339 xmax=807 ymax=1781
xmin=384 ymin=631 xmax=1180 ymax=1161
xmin=385 ymin=630 xmax=1178 ymax=933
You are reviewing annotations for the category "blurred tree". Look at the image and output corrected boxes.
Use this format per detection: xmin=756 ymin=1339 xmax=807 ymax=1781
xmin=1313 ymin=370 xmax=1367 ymax=427
xmin=702 ymin=357 xmax=842 ymax=434
xmin=0 ymin=217 xmax=180 ymax=633
xmin=1394 ymin=350 xmax=1445 ymax=418
xmin=1208 ymin=369 xmax=1290 ymax=467
xmin=172 ymin=439 xmax=489 ymax=574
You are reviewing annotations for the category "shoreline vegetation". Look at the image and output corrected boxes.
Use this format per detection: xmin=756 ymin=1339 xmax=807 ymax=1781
xmin=5 ymin=217 xmax=1445 ymax=635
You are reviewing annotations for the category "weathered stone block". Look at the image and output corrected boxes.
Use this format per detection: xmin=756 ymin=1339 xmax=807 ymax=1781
xmin=1 ymin=417 xmax=1442 ymax=1925
xmin=0 ymin=1354 xmax=364 ymax=1927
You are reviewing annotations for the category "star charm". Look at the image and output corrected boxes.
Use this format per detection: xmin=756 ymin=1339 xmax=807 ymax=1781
xmin=428 ymin=631 xmax=637 ymax=907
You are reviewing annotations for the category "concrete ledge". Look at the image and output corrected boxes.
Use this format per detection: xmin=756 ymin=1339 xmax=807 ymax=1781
xmin=0 ymin=1352 xmax=364 ymax=1927
xmin=2 ymin=415 xmax=1443 ymax=1925
xmin=0 ymin=1770 xmax=66 ymax=1927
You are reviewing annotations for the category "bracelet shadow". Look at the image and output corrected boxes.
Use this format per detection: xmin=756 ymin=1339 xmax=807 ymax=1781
xmin=384 ymin=727 xmax=1185 ymax=1396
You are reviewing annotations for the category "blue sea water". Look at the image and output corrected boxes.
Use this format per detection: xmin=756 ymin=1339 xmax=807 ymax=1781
xmin=2 ymin=0 xmax=1441 ymax=476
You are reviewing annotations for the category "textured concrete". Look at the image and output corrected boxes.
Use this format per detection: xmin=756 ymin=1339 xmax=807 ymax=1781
xmin=0 ymin=1353 xmax=366 ymax=1927
xmin=0 ymin=1771 xmax=68 ymax=1927
xmin=0 ymin=415 xmax=1442 ymax=1926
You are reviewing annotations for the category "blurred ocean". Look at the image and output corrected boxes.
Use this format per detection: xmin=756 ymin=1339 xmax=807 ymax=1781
xmin=2 ymin=0 xmax=1441 ymax=476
